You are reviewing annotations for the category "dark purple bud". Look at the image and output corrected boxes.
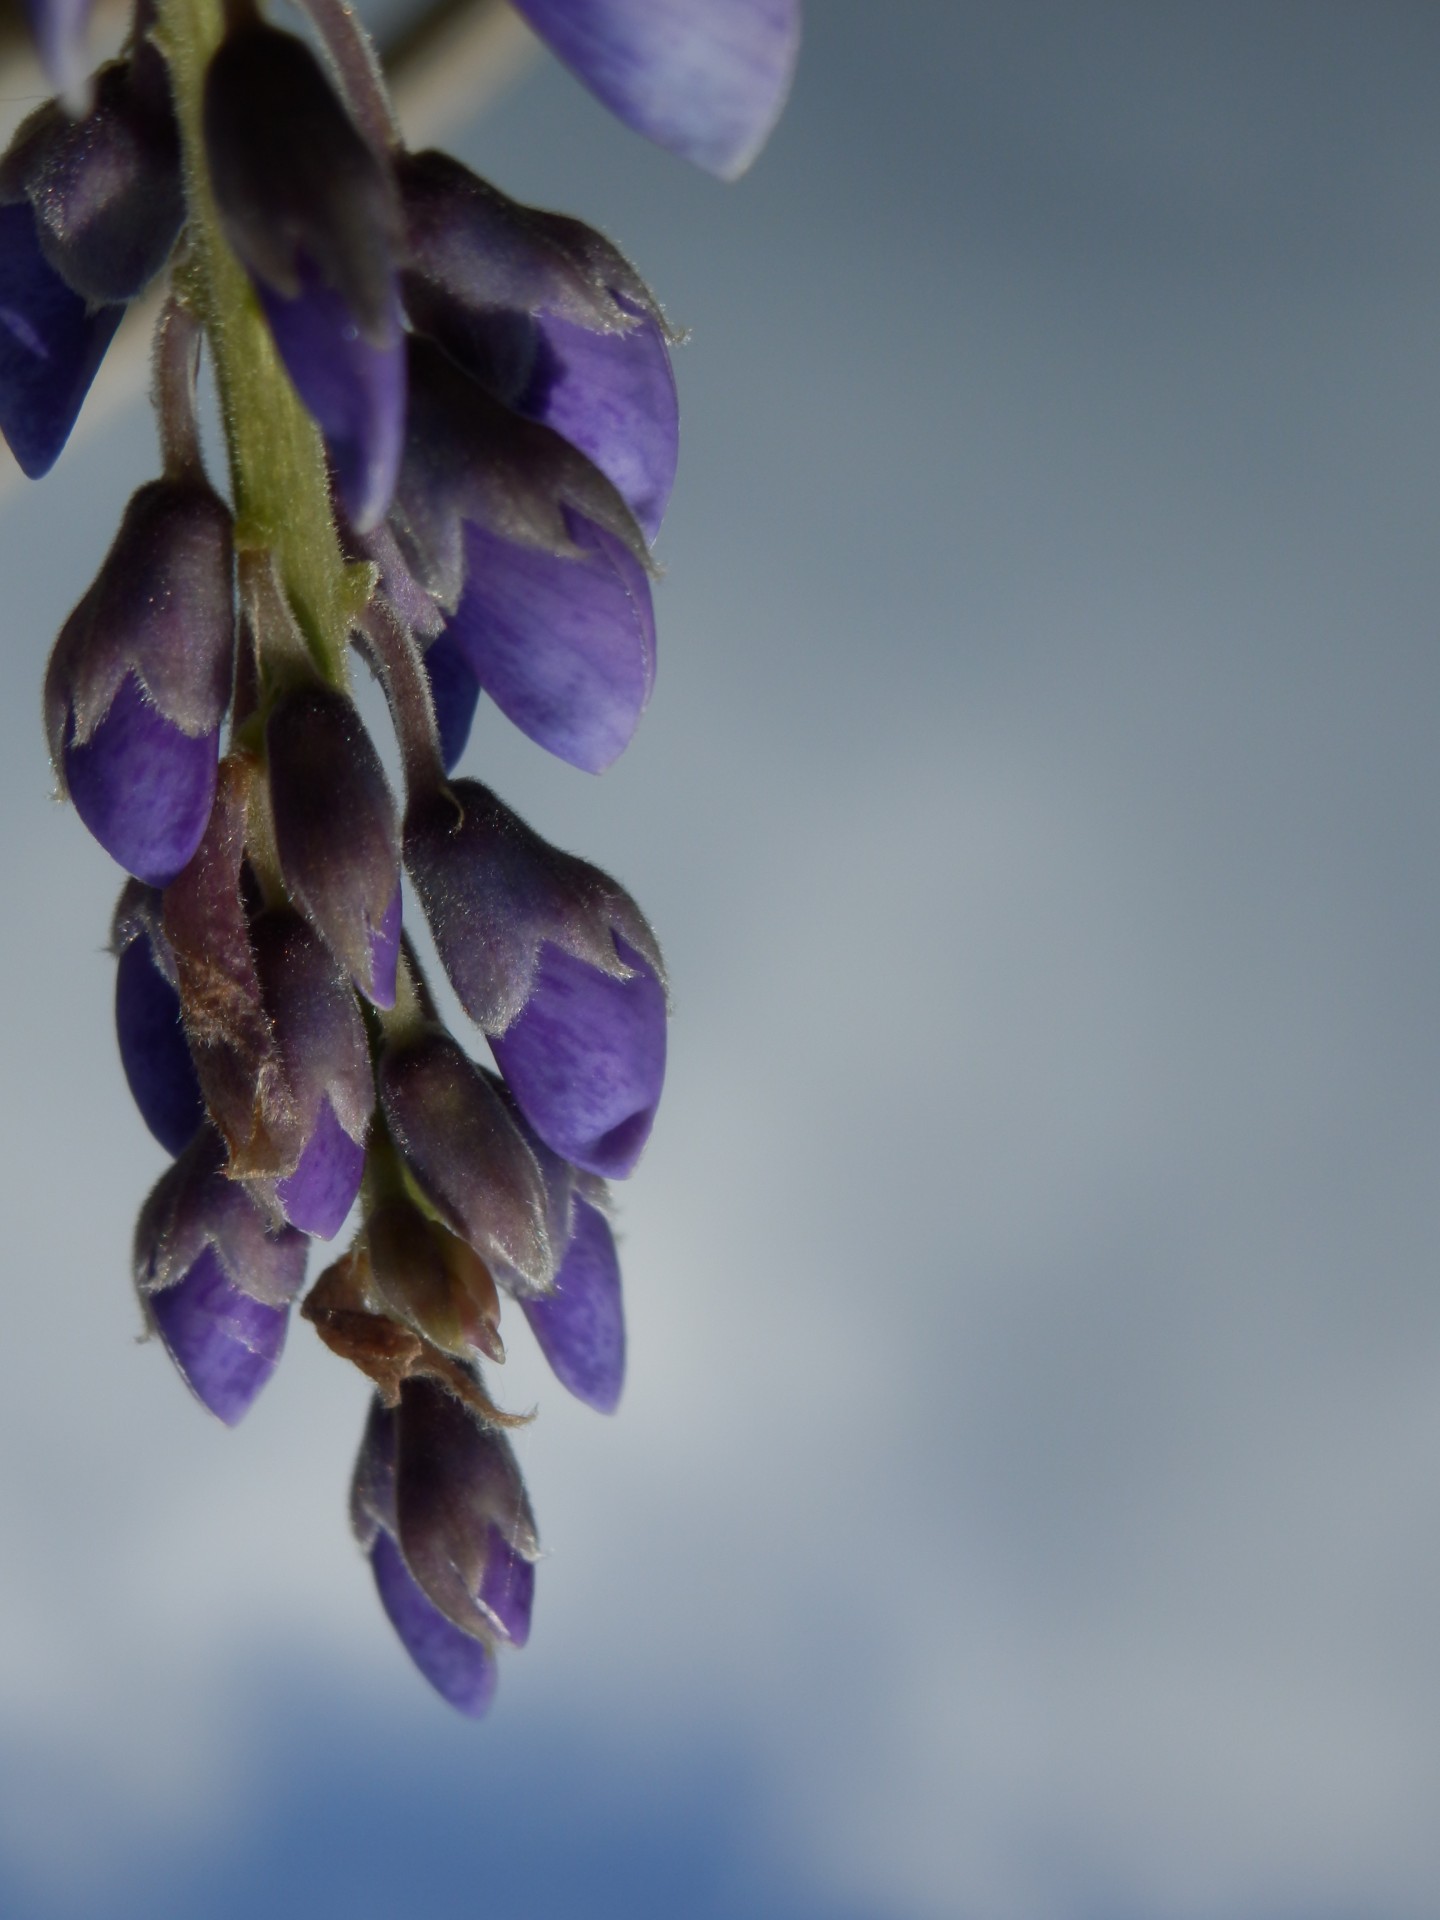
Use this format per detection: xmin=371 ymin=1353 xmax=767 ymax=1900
xmin=0 ymin=200 xmax=121 ymax=478
xmin=349 ymin=1393 xmax=398 ymax=1548
xmin=112 ymin=881 xmax=203 ymax=1156
xmin=511 ymin=0 xmax=801 ymax=180
xmin=391 ymin=336 xmax=650 ymax=612
xmin=147 ymin=1246 xmax=289 ymax=1426
xmin=370 ymin=1529 xmax=498 ymax=1715
xmin=204 ymin=21 xmax=404 ymax=528
xmin=135 ymin=1127 xmax=310 ymax=1309
xmin=443 ymin=510 xmax=655 ymax=773
xmin=404 ymin=780 xmax=667 ymax=1175
xmin=366 ymin=1198 xmax=505 ymax=1364
xmin=21 ymin=0 xmax=94 ymax=113
xmin=422 ymin=631 xmax=481 ymax=773
xmin=0 ymin=50 xmax=183 ymax=305
xmin=266 ymin=686 xmax=401 ymax=1008
xmin=521 ymin=1194 xmax=625 ymax=1412
xmin=250 ymin=910 xmax=372 ymax=1238
xmin=44 ymin=477 xmax=234 ymax=884
xmin=394 ymin=1374 xmax=539 ymax=1643
xmin=378 ymin=1027 xmax=555 ymax=1291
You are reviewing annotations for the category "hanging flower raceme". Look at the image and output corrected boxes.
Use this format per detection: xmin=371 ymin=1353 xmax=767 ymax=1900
xmin=14 ymin=0 xmax=798 ymax=1718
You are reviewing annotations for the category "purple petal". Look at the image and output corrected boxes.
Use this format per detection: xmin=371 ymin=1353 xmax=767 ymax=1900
xmin=149 ymin=1246 xmax=288 ymax=1425
xmin=491 ymin=935 xmax=666 ymax=1178
xmin=423 ymin=632 xmax=482 ymax=773
xmin=371 ymin=1530 xmax=498 ymax=1717
xmin=524 ymin=306 xmax=677 ymax=541
xmin=258 ymin=266 xmax=405 ymax=532
xmin=367 ymin=882 xmax=402 ymax=1012
xmin=521 ymin=1195 xmax=625 ymax=1412
xmin=448 ymin=513 xmax=655 ymax=774
xmin=64 ymin=672 xmax=218 ymax=887
xmin=512 ymin=0 xmax=801 ymax=179
xmin=21 ymin=0 xmax=94 ymax=110
xmin=0 ymin=202 xmax=122 ymax=479
xmin=478 ymin=1525 xmax=536 ymax=1647
xmin=115 ymin=934 xmax=203 ymax=1156
xmin=275 ymin=1096 xmax=365 ymax=1239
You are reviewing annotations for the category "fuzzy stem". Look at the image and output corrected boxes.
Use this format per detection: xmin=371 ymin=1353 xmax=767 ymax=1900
xmin=295 ymin=0 xmax=399 ymax=155
xmin=152 ymin=296 xmax=205 ymax=482
xmin=359 ymin=599 xmax=448 ymax=804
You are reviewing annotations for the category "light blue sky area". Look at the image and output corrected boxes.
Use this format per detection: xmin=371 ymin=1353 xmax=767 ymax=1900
xmin=3 ymin=4 xmax=1440 ymax=1916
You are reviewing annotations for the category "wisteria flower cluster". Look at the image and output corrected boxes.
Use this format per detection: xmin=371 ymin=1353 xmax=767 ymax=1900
xmin=2 ymin=0 xmax=798 ymax=1713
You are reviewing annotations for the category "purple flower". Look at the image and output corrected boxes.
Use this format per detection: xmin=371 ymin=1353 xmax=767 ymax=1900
xmin=512 ymin=0 xmax=802 ymax=179
xmin=44 ymin=478 xmax=235 ymax=884
xmin=370 ymin=1529 xmax=497 ymax=1715
xmin=265 ymin=686 xmax=402 ymax=1009
xmin=204 ymin=21 xmax=405 ymax=528
xmin=0 ymin=200 xmax=122 ymax=478
xmin=135 ymin=1129 xmax=309 ymax=1422
xmin=404 ymin=780 xmax=667 ymax=1177
xmin=440 ymin=510 xmax=655 ymax=773
xmin=421 ymin=631 xmax=482 ymax=773
xmin=20 ymin=0 xmax=94 ymax=113
xmin=112 ymin=882 xmax=204 ymax=1157
xmin=521 ymin=1193 xmax=625 ymax=1412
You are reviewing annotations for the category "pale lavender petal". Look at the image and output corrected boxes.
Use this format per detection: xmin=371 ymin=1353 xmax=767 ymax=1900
xmin=371 ymin=1530 xmax=498 ymax=1717
xmin=21 ymin=0 xmax=94 ymax=110
xmin=258 ymin=266 xmax=405 ymax=532
xmin=522 ymin=1196 xmax=624 ymax=1412
xmin=526 ymin=305 xmax=677 ymax=540
xmin=115 ymin=934 xmax=203 ymax=1157
xmin=150 ymin=1246 xmax=288 ymax=1426
xmin=448 ymin=512 xmax=655 ymax=774
xmin=64 ymin=673 xmax=218 ymax=887
xmin=491 ymin=935 xmax=666 ymax=1178
xmin=512 ymin=0 xmax=801 ymax=179
xmin=0 ymin=202 xmax=122 ymax=479
xmin=275 ymin=1097 xmax=365 ymax=1239
xmin=478 ymin=1525 xmax=536 ymax=1647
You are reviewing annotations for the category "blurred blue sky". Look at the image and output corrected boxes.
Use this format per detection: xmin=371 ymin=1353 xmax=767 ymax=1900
xmin=4 ymin=3 xmax=1440 ymax=1915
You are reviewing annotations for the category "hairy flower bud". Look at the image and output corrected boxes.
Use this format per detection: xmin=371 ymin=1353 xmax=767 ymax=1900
xmin=404 ymin=780 xmax=667 ymax=1176
xmin=44 ymin=477 xmax=234 ymax=885
xmin=0 ymin=200 xmax=122 ymax=477
xmin=112 ymin=880 xmax=203 ymax=1156
xmin=365 ymin=1197 xmax=506 ymax=1364
xmin=135 ymin=1127 xmax=309 ymax=1422
xmin=266 ymin=685 xmax=402 ymax=1008
xmin=377 ymin=1026 xmax=555 ymax=1290
xmin=204 ymin=20 xmax=404 ymax=527
xmin=0 ymin=48 xmax=183 ymax=305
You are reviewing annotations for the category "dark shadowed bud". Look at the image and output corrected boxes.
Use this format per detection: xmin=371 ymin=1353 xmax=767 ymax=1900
xmin=250 ymin=909 xmax=373 ymax=1237
xmin=0 ymin=199 xmax=121 ymax=477
xmin=390 ymin=335 xmax=650 ymax=613
xmin=366 ymin=1197 xmax=506 ymax=1364
xmin=266 ymin=685 xmax=401 ymax=1008
xmin=112 ymin=880 xmax=203 ymax=1156
xmin=439 ymin=512 xmax=655 ymax=773
xmin=377 ymin=1026 xmax=554 ymax=1290
xmin=0 ymin=47 xmax=183 ymax=305
xmin=44 ymin=477 xmax=234 ymax=885
xmin=510 ymin=0 xmax=801 ymax=180
xmin=21 ymin=0 xmax=95 ymax=114
xmin=421 ymin=631 xmax=481 ymax=774
xmin=393 ymin=1375 xmax=538 ymax=1647
xmin=135 ymin=1127 xmax=308 ymax=1422
xmin=404 ymin=780 xmax=666 ymax=1177
xmin=399 ymin=150 xmax=677 ymax=541
xmin=350 ymin=1399 xmax=498 ymax=1714
xmin=204 ymin=20 xmax=404 ymax=528
xmin=521 ymin=1192 xmax=626 ymax=1414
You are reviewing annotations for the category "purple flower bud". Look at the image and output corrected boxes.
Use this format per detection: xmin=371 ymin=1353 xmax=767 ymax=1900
xmin=365 ymin=1198 xmax=505 ymax=1364
xmin=391 ymin=335 xmax=650 ymax=613
xmin=422 ymin=631 xmax=481 ymax=773
xmin=204 ymin=21 xmax=404 ymax=529
xmin=265 ymin=686 xmax=401 ymax=1008
xmin=135 ymin=1128 xmax=308 ymax=1422
xmin=250 ymin=910 xmax=373 ymax=1239
xmin=378 ymin=1027 xmax=555 ymax=1291
xmin=21 ymin=0 xmax=95 ymax=113
xmin=0 ymin=200 xmax=121 ymax=478
xmin=370 ymin=1529 xmax=498 ymax=1715
xmin=521 ymin=1193 xmax=625 ymax=1412
xmin=112 ymin=881 xmax=204 ymax=1157
xmin=511 ymin=0 xmax=801 ymax=180
xmin=442 ymin=510 xmax=655 ymax=773
xmin=0 ymin=49 xmax=183 ymax=306
xmin=44 ymin=478 xmax=234 ymax=884
xmin=393 ymin=1375 xmax=539 ymax=1643
xmin=404 ymin=780 xmax=667 ymax=1176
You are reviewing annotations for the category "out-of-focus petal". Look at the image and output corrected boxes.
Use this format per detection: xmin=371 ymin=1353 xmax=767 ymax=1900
xmin=370 ymin=1530 xmax=498 ymax=1716
xmin=0 ymin=201 xmax=121 ymax=478
xmin=522 ymin=1195 xmax=625 ymax=1411
xmin=115 ymin=931 xmax=204 ymax=1156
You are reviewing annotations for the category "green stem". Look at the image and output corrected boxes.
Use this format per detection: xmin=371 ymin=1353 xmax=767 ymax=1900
xmin=154 ymin=0 xmax=373 ymax=688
